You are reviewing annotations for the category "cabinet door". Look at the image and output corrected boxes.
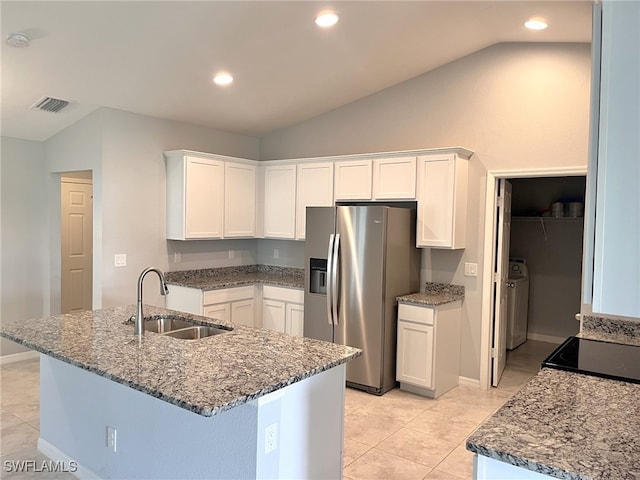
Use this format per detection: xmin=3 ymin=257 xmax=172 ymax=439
xmin=396 ymin=321 xmax=434 ymax=388
xmin=231 ymin=299 xmax=255 ymax=327
xmin=373 ymin=157 xmax=416 ymax=200
xmin=295 ymin=162 xmax=334 ymax=240
xmin=224 ymin=162 xmax=256 ymax=237
xmin=286 ymin=303 xmax=304 ymax=337
xmin=416 ymin=154 xmax=468 ymax=249
xmin=334 ymin=160 xmax=372 ymax=200
xmin=263 ymin=165 xmax=297 ymax=239
xmin=203 ymin=302 xmax=230 ymax=322
xmin=185 ymin=156 xmax=224 ymax=239
xmin=262 ymin=299 xmax=286 ymax=333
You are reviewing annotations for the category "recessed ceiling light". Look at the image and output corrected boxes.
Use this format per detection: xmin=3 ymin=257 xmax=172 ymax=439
xmin=213 ymin=73 xmax=233 ymax=86
xmin=6 ymin=32 xmax=31 ymax=48
xmin=525 ymin=18 xmax=548 ymax=30
xmin=315 ymin=12 xmax=339 ymax=28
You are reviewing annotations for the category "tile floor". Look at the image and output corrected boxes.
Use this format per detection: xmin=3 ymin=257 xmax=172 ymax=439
xmin=0 ymin=340 xmax=557 ymax=479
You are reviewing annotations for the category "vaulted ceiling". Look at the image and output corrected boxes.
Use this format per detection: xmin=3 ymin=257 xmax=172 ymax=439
xmin=1 ymin=1 xmax=592 ymax=141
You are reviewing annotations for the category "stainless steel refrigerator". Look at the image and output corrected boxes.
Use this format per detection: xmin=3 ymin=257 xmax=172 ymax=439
xmin=304 ymin=205 xmax=420 ymax=395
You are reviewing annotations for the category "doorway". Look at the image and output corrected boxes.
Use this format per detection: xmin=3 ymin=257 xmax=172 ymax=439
xmin=480 ymin=167 xmax=587 ymax=389
xmin=60 ymin=171 xmax=93 ymax=314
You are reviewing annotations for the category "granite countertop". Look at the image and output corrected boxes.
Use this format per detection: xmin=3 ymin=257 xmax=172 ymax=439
xmin=165 ymin=265 xmax=303 ymax=290
xmin=467 ymin=368 xmax=640 ymax=480
xmin=397 ymin=282 xmax=465 ymax=306
xmin=0 ymin=305 xmax=360 ymax=417
xmin=578 ymin=315 xmax=640 ymax=347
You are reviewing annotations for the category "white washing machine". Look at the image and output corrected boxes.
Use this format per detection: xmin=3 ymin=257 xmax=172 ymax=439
xmin=506 ymin=260 xmax=529 ymax=350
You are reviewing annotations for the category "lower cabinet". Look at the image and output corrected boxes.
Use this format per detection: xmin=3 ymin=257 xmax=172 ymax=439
xmin=396 ymin=301 xmax=462 ymax=398
xmin=166 ymin=285 xmax=256 ymax=327
xmin=262 ymin=286 xmax=304 ymax=336
xmin=166 ymin=283 xmax=303 ymax=332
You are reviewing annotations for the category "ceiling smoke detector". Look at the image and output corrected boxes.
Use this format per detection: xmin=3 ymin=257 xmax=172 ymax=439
xmin=7 ymin=32 xmax=31 ymax=48
xmin=30 ymin=96 xmax=71 ymax=113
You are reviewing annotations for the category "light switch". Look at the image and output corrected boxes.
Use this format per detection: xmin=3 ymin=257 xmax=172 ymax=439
xmin=464 ymin=262 xmax=478 ymax=277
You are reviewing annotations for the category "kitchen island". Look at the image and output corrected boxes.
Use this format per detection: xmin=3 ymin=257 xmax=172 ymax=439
xmin=0 ymin=305 xmax=360 ymax=479
xmin=467 ymin=368 xmax=640 ymax=479
xmin=467 ymin=316 xmax=640 ymax=480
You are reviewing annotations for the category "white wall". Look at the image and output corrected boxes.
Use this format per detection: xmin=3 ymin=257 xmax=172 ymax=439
xmin=259 ymin=42 xmax=592 ymax=381
xmin=96 ymin=108 xmax=259 ymax=308
xmin=0 ymin=137 xmax=48 ymax=355
xmin=257 ymin=239 xmax=305 ymax=268
xmin=1 ymin=107 xmax=259 ymax=358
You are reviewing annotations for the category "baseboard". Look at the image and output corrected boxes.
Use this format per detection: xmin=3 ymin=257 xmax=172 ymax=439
xmin=38 ymin=437 xmax=101 ymax=480
xmin=0 ymin=350 xmax=39 ymax=365
xmin=458 ymin=376 xmax=481 ymax=388
xmin=526 ymin=333 xmax=566 ymax=344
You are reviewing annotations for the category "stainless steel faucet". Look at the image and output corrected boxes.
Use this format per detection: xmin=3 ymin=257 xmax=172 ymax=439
xmin=134 ymin=267 xmax=169 ymax=335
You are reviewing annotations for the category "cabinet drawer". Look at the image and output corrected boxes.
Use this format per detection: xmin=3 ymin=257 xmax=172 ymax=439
xmin=263 ymin=285 xmax=304 ymax=304
xmin=204 ymin=285 xmax=254 ymax=305
xmin=398 ymin=303 xmax=434 ymax=326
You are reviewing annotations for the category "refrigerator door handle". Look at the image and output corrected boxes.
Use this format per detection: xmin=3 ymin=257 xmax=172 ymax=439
xmin=331 ymin=233 xmax=340 ymax=325
xmin=326 ymin=234 xmax=335 ymax=325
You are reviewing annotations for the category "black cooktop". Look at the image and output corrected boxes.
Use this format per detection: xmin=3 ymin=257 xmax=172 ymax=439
xmin=542 ymin=336 xmax=640 ymax=384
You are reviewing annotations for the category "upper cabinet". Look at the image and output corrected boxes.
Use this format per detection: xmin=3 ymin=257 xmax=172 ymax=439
xmin=224 ymin=162 xmax=257 ymax=238
xmin=166 ymin=154 xmax=224 ymax=240
xmin=262 ymin=161 xmax=334 ymax=240
xmin=416 ymin=152 xmax=469 ymax=249
xmin=263 ymin=164 xmax=297 ymax=239
xmin=334 ymin=157 xmax=417 ymax=201
xmin=295 ymin=162 xmax=334 ymax=240
xmin=334 ymin=159 xmax=373 ymax=200
xmin=587 ymin=2 xmax=640 ymax=317
xmin=165 ymin=151 xmax=257 ymax=240
xmin=372 ymin=157 xmax=416 ymax=200
xmin=167 ymin=148 xmax=473 ymax=246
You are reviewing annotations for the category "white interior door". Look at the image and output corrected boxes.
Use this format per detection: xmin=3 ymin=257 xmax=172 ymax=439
xmin=491 ymin=179 xmax=512 ymax=387
xmin=61 ymin=179 xmax=93 ymax=314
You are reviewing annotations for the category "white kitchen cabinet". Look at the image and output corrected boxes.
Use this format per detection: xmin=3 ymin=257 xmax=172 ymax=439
xmin=166 ymin=154 xmax=224 ymax=240
xmin=230 ymin=298 xmax=255 ymax=327
xmin=203 ymin=302 xmax=230 ymax=323
xmin=334 ymin=156 xmax=417 ymax=201
xmin=261 ymin=285 xmax=304 ymax=336
xmin=396 ymin=301 xmax=461 ymax=398
xmin=372 ymin=156 xmax=416 ymax=200
xmin=166 ymin=284 xmax=256 ymax=327
xmin=165 ymin=150 xmax=258 ymax=241
xmin=263 ymin=164 xmax=297 ymax=239
xmin=262 ymin=299 xmax=286 ymax=332
xmin=224 ymin=162 xmax=256 ymax=238
xmin=286 ymin=303 xmax=305 ymax=337
xmin=416 ymin=153 xmax=469 ymax=249
xmin=334 ymin=159 xmax=373 ymax=200
xmin=295 ymin=162 xmax=334 ymax=240
xmin=589 ymin=1 xmax=640 ymax=318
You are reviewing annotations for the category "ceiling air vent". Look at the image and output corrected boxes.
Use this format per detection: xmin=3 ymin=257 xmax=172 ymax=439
xmin=30 ymin=96 xmax=70 ymax=113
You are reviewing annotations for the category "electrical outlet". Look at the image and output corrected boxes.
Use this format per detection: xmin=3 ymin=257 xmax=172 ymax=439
xmin=114 ymin=254 xmax=127 ymax=267
xmin=464 ymin=262 xmax=478 ymax=277
xmin=174 ymin=251 xmax=181 ymax=263
xmin=273 ymin=249 xmax=279 ymax=259
xmin=106 ymin=426 xmax=117 ymax=452
xmin=265 ymin=423 xmax=277 ymax=454
xmin=228 ymin=249 xmax=234 ymax=260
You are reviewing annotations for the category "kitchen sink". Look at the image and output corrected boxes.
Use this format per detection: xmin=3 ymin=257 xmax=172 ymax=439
xmin=125 ymin=314 xmax=231 ymax=339
xmin=163 ymin=326 xmax=228 ymax=340
xmin=144 ymin=316 xmax=194 ymax=333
